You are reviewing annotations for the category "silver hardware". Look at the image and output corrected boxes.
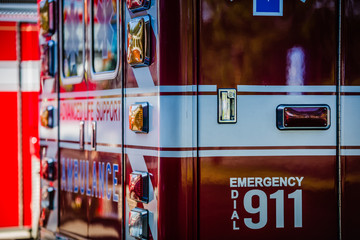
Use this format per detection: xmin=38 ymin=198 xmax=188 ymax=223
xmin=91 ymin=121 xmax=97 ymax=150
xmin=218 ymin=88 xmax=237 ymax=123
xmin=79 ymin=121 xmax=84 ymax=150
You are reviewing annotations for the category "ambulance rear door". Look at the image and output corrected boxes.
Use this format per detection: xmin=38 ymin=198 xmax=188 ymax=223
xmin=198 ymin=1 xmax=338 ymax=239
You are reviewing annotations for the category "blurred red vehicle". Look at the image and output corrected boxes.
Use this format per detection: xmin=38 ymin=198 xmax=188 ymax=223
xmin=0 ymin=0 xmax=40 ymax=239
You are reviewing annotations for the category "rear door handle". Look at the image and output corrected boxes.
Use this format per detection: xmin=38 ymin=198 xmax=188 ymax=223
xmin=79 ymin=121 xmax=84 ymax=150
xmin=91 ymin=121 xmax=97 ymax=150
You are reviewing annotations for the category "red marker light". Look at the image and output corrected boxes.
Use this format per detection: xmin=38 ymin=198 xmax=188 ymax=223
xmin=41 ymin=158 xmax=57 ymax=181
xmin=129 ymin=171 xmax=149 ymax=203
xmin=126 ymin=0 xmax=150 ymax=12
xmin=276 ymin=105 xmax=330 ymax=130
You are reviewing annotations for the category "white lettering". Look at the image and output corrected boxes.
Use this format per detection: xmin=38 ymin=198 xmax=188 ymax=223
xmin=272 ymin=177 xmax=279 ymax=187
xmin=288 ymin=177 xmax=296 ymax=186
xmin=255 ymin=177 xmax=263 ymax=187
xmin=233 ymin=221 xmax=240 ymax=230
xmin=296 ymin=176 xmax=304 ymax=187
xmin=231 ymin=190 xmax=239 ymax=199
xmin=248 ymin=177 xmax=255 ymax=187
xmin=263 ymin=177 xmax=271 ymax=187
xmin=230 ymin=178 xmax=237 ymax=187
xmin=231 ymin=210 xmax=239 ymax=220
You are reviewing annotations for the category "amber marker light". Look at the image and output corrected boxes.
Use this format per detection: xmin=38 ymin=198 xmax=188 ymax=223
xmin=39 ymin=0 xmax=56 ymax=36
xmin=129 ymin=102 xmax=149 ymax=133
xmin=40 ymin=106 xmax=54 ymax=128
xmin=127 ymin=16 xmax=151 ymax=67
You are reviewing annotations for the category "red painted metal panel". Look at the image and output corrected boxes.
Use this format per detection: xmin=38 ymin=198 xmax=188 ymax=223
xmin=199 ymin=1 xmax=336 ymax=87
xmin=157 ymin=156 xmax=197 ymax=240
xmin=0 ymin=92 xmax=19 ymax=227
xmin=21 ymin=23 xmax=40 ymax=61
xmin=199 ymin=156 xmax=338 ymax=240
xmin=0 ymin=22 xmax=17 ymax=61
xmin=22 ymin=92 xmax=39 ymax=227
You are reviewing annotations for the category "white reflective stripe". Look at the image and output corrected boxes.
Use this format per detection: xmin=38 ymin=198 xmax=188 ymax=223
xmin=132 ymin=67 xmax=155 ymax=88
xmin=127 ymin=153 xmax=157 ymax=240
xmin=199 ymin=95 xmax=337 ymax=147
xmin=57 ymin=94 xmax=341 ymax=148
xmin=341 ymin=86 xmax=360 ymax=92
xmin=341 ymin=96 xmax=360 ymax=145
xmin=0 ymin=61 xmax=19 ymax=91
xmin=198 ymin=85 xmax=217 ymax=92
xmin=21 ymin=61 xmax=40 ymax=92
xmin=0 ymin=229 xmax=31 ymax=239
xmin=42 ymin=78 xmax=56 ymax=94
xmin=237 ymin=85 xmax=336 ymax=92
xmin=199 ymin=149 xmax=336 ymax=157
xmin=341 ymin=149 xmax=360 ymax=156
xmin=31 ymin=157 xmax=40 ymax=238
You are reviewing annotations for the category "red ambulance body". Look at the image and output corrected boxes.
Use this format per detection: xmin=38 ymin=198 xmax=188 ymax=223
xmin=38 ymin=0 xmax=360 ymax=239
xmin=0 ymin=2 xmax=40 ymax=239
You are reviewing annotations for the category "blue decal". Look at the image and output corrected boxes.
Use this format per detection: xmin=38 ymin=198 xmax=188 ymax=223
xmin=67 ymin=158 xmax=73 ymax=192
xmin=80 ymin=160 xmax=85 ymax=194
xmin=113 ymin=164 xmax=119 ymax=202
xmin=91 ymin=161 xmax=98 ymax=197
xmin=99 ymin=162 xmax=105 ymax=199
xmin=61 ymin=157 xmax=66 ymax=191
xmin=74 ymin=159 xmax=79 ymax=193
xmin=253 ymin=0 xmax=283 ymax=16
xmin=86 ymin=161 xmax=91 ymax=196
xmin=106 ymin=163 xmax=112 ymax=200
xmin=60 ymin=157 xmax=119 ymax=202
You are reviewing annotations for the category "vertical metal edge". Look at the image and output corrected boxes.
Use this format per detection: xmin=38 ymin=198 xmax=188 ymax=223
xmin=16 ymin=21 xmax=24 ymax=228
xmin=121 ymin=0 xmax=126 ymax=238
xmin=195 ymin=0 xmax=200 ymax=238
xmin=337 ymin=0 xmax=343 ymax=239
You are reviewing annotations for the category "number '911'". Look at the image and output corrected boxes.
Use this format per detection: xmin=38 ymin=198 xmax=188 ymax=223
xmin=231 ymin=189 xmax=302 ymax=230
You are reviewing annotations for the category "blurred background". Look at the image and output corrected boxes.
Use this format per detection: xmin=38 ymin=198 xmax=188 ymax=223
xmin=0 ymin=0 xmax=41 ymax=239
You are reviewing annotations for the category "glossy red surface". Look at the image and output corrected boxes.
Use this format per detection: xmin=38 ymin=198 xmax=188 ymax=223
xmin=199 ymin=156 xmax=338 ymax=240
xmin=0 ymin=92 xmax=19 ymax=227
xmin=199 ymin=0 xmax=336 ymax=87
xmin=342 ymin=156 xmax=360 ymax=239
xmin=158 ymin=0 xmax=196 ymax=86
xmin=157 ymin=156 xmax=197 ymax=240
xmin=343 ymin=1 xmax=360 ymax=86
xmin=22 ymin=92 xmax=39 ymax=227
xmin=0 ymin=22 xmax=17 ymax=61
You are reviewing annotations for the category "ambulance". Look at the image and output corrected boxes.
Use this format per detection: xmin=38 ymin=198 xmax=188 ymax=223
xmin=0 ymin=1 xmax=40 ymax=239
xmin=38 ymin=0 xmax=360 ymax=239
